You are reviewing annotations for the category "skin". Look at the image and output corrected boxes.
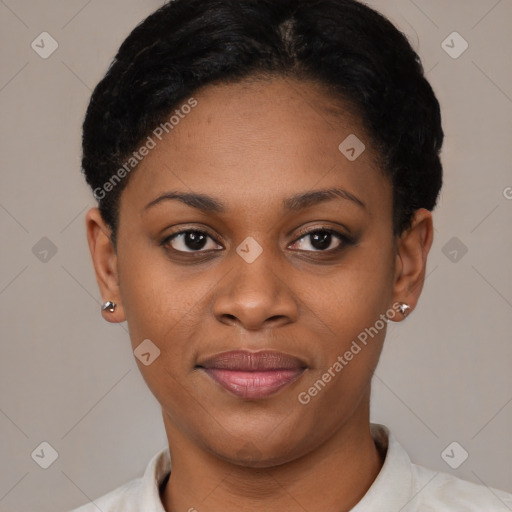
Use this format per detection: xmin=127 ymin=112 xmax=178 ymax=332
xmin=86 ymin=77 xmax=433 ymax=512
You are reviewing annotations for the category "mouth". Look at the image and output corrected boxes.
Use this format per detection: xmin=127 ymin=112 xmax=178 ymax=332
xmin=196 ymin=350 xmax=307 ymax=399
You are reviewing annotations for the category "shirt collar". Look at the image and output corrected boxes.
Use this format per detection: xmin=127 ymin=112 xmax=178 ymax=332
xmin=351 ymin=423 xmax=416 ymax=511
xmin=139 ymin=444 xmax=171 ymax=512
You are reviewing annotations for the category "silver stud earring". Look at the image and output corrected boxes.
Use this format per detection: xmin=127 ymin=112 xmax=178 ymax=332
xmin=102 ymin=301 xmax=117 ymax=313
xmin=398 ymin=303 xmax=411 ymax=317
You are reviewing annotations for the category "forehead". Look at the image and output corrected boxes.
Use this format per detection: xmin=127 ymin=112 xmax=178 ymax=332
xmin=120 ymin=77 xmax=390 ymax=218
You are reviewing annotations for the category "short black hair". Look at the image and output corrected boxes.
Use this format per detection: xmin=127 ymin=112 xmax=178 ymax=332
xmin=82 ymin=0 xmax=443 ymax=249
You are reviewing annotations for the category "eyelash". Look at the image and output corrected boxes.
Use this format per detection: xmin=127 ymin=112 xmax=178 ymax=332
xmin=160 ymin=227 xmax=354 ymax=255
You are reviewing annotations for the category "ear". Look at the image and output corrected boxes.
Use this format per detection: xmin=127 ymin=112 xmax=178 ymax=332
xmin=390 ymin=208 xmax=434 ymax=321
xmin=85 ymin=207 xmax=126 ymax=323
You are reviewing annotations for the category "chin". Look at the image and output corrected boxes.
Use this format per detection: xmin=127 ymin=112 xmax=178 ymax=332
xmin=204 ymin=430 xmax=310 ymax=469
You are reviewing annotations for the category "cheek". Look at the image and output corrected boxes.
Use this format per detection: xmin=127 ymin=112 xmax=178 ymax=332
xmin=118 ymin=239 xmax=187 ymax=335
xmin=310 ymin=242 xmax=394 ymax=347
xmin=116 ymin=242 xmax=216 ymax=391
xmin=118 ymin=261 xmax=203 ymax=426
xmin=296 ymin=235 xmax=394 ymax=401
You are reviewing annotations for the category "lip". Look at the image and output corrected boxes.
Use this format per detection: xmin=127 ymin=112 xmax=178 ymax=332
xmin=196 ymin=350 xmax=307 ymax=399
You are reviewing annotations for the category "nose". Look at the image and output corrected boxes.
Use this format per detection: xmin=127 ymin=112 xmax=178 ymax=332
xmin=212 ymin=245 xmax=299 ymax=331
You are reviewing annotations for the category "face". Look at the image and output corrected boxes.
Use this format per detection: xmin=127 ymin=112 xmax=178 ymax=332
xmin=87 ymin=77 xmax=432 ymax=467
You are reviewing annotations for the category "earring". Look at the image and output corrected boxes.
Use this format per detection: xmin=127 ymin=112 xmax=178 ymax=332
xmin=398 ymin=303 xmax=411 ymax=317
xmin=102 ymin=301 xmax=117 ymax=313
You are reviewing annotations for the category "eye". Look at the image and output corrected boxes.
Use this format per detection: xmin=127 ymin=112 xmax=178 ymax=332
xmin=162 ymin=230 xmax=222 ymax=253
xmin=289 ymin=228 xmax=351 ymax=252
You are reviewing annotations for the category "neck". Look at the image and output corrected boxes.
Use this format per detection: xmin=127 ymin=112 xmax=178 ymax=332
xmin=160 ymin=401 xmax=384 ymax=512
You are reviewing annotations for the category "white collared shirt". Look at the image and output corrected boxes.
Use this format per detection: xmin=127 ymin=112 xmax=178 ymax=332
xmin=69 ymin=424 xmax=512 ymax=511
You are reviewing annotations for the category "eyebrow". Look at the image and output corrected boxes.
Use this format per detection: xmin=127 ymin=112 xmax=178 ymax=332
xmin=143 ymin=187 xmax=366 ymax=214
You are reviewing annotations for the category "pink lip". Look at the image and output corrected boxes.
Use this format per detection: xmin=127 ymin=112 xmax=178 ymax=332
xmin=197 ymin=350 xmax=307 ymax=399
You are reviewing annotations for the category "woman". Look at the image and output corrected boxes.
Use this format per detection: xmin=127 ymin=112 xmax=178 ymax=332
xmin=73 ymin=0 xmax=512 ymax=510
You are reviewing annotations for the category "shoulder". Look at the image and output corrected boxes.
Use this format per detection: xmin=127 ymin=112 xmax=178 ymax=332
xmin=66 ymin=447 xmax=171 ymax=512
xmin=412 ymin=463 xmax=512 ymax=511
xmin=366 ymin=424 xmax=512 ymax=512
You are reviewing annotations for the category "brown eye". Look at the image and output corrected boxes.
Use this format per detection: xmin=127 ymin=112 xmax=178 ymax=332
xmin=289 ymin=228 xmax=352 ymax=252
xmin=162 ymin=230 xmax=223 ymax=253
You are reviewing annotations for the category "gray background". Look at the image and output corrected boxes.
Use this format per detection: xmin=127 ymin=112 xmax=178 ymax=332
xmin=1 ymin=0 xmax=511 ymax=510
